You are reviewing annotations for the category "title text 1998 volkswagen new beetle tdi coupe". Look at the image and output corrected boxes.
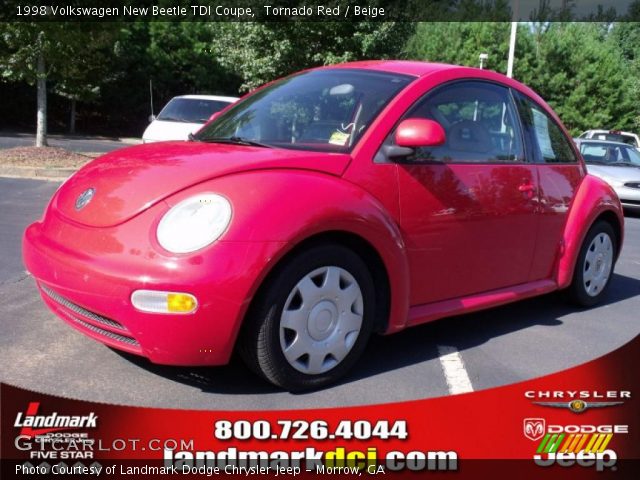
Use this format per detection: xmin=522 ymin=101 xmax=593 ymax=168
xmin=24 ymin=61 xmax=623 ymax=390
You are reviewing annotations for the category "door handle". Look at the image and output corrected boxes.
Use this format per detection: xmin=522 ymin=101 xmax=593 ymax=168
xmin=518 ymin=183 xmax=535 ymax=199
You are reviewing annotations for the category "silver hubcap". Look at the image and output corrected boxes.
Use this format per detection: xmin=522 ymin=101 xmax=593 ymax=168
xmin=279 ymin=266 xmax=364 ymax=375
xmin=583 ymin=232 xmax=614 ymax=297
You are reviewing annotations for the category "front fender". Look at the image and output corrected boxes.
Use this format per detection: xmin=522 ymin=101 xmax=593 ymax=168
xmin=556 ymin=174 xmax=624 ymax=288
xmin=170 ymin=170 xmax=411 ymax=334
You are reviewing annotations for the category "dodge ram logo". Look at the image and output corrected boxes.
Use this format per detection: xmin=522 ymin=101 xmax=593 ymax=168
xmin=524 ymin=418 xmax=546 ymax=441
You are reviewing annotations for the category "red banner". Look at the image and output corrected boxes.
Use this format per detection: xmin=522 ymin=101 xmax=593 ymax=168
xmin=2 ymin=336 xmax=638 ymax=479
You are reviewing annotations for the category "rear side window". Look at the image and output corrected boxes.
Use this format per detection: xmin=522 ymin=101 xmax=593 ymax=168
xmin=515 ymin=94 xmax=577 ymax=164
xmin=396 ymin=81 xmax=524 ymax=163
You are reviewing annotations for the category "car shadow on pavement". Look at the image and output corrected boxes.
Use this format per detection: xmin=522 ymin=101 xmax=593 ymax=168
xmin=111 ymin=350 xmax=281 ymax=395
xmin=113 ymin=272 xmax=640 ymax=395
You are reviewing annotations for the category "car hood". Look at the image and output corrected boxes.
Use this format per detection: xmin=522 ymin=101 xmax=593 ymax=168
xmin=54 ymin=141 xmax=350 ymax=227
xmin=586 ymin=164 xmax=640 ymax=182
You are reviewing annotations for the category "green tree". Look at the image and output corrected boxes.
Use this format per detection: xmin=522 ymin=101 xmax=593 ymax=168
xmin=53 ymin=23 xmax=119 ymax=134
xmin=521 ymin=23 xmax=636 ymax=134
xmin=146 ymin=22 xmax=239 ymax=101
xmin=405 ymin=22 xmax=538 ymax=84
xmin=611 ymin=21 xmax=640 ymax=129
xmin=0 ymin=22 xmax=117 ymax=144
xmin=405 ymin=22 xmax=514 ymax=72
xmin=214 ymin=22 xmax=414 ymax=92
xmin=405 ymin=22 xmax=638 ymax=135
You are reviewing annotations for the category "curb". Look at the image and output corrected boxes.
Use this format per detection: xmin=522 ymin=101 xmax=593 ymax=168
xmin=0 ymin=165 xmax=77 ymax=180
xmin=0 ymin=131 xmax=142 ymax=145
xmin=118 ymin=138 xmax=141 ymax=145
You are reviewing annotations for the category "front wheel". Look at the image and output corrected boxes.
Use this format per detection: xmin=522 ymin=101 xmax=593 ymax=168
xmin=240 ymin=244 xmax=375 ymax=391
xmin=567 ymin=221 xmax=617 ymax=307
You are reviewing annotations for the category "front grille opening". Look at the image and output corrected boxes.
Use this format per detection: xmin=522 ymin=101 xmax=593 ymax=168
xmin=41 ymin=285 xmax=128 ymax=332
xmin=69 ymin=315 xmax=139 ymax=347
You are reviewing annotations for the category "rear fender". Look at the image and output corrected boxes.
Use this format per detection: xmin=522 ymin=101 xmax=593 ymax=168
xmin=556 ymin=174 xmax=624 ymax=288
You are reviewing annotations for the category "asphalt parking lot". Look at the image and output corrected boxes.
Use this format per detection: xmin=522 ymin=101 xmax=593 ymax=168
xmin=1 ymin=177 xmax=639 ymax=410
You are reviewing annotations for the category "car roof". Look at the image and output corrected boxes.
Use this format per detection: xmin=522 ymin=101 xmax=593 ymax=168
xmin=320 ymin=60 xmax=458 ymax=77
xmin=317 ymin=60 xmax=537 ymax=98
xmin=576 ymin=139 xmax=633 ymax=148
xmin=173 ymin=95 xmax=239 ymax=102
xmin=320 ymin=60 xmax=520 ymax=80
xmin=582 ymin=129 xmax=638 ymax=136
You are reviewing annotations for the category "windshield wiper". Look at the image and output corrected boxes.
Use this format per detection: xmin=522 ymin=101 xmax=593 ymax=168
xmin=201 ymin=136 xmax=274 ymax=148
xmin=588 ymin=161 xmax=639 ymax=167
xmin=609 ymin=162 xmax=640 ymax=167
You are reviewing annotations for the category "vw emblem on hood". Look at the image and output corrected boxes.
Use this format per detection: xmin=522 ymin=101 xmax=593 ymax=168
xmin=75 ymin=188 xmax=95 ymax=211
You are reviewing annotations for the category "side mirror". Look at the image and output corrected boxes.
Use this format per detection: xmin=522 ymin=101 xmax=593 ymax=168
xmin=395 ymin=118 xmax=446 ymax=148
xmin=208 ymin=112 xmax=221 ymax=122
xmin=148 ymin=114 xmax=156 ymax=123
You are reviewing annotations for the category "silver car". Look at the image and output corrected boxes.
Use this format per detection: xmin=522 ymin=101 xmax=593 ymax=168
xmin=575 ymin=139 xmax=640 ymax=211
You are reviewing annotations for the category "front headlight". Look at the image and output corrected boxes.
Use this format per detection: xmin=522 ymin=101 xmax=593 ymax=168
xmin=157 ymin=193 xmax=232 ymax=253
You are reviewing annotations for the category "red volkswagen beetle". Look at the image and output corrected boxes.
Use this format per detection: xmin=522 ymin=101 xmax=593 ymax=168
xmin=23 ymin=61 xmax=623 ymax=390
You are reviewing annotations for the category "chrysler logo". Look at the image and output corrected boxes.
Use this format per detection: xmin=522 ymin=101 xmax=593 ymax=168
xmin=533 ymin=400 xmax=624 ymax=413
xmin=75 ymin=188 xmax=95 ymax=210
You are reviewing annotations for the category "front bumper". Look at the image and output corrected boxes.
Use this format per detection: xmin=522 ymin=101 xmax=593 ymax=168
xmin=614 ymin=185 xmax=640 ymax=210
xmin=23 ymin=205 xmax=284 ymax=366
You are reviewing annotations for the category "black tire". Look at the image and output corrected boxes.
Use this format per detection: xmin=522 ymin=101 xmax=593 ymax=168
xmin=239 ymin=244 xmax=375 ymax=391
xmin=567 ymin=221 xmax=617 ymax=307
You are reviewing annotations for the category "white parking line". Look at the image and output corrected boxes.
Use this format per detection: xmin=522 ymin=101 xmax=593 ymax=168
xmin=437 ymin=345 xmax=474 ymax=395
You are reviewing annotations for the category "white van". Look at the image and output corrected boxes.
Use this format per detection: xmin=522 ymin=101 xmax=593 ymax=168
xmin=142 ymin=95 xmax=239 ymax=143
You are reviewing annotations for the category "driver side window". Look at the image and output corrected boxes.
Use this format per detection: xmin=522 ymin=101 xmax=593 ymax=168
xmin=399 ymin=81 xmax=525 ymax=163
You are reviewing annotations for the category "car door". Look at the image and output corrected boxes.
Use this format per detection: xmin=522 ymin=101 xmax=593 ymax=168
xmin=512 ymin=91 xmax=583 ymax=281
xmin=393 ymin=81 xmax=540 ymax=306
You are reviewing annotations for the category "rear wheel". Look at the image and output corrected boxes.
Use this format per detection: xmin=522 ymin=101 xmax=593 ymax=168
xmin=568 ymin=221 xmax=616 ymax=307
xmin=240 ymin=244 xmax=375 ymax=391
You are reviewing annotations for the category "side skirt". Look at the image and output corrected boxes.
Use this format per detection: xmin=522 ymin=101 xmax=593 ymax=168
xmin=404 ymin=279 xmax=558 ymax=328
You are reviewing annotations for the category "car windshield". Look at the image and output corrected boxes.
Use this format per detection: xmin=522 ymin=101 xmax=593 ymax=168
xmin=194 ymin=69 xmax=413 ymax=152
xmin=157 ymin=98 xmax=232 ymax=123
xmin=580 ymin=142 xmax=640 ymax=166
